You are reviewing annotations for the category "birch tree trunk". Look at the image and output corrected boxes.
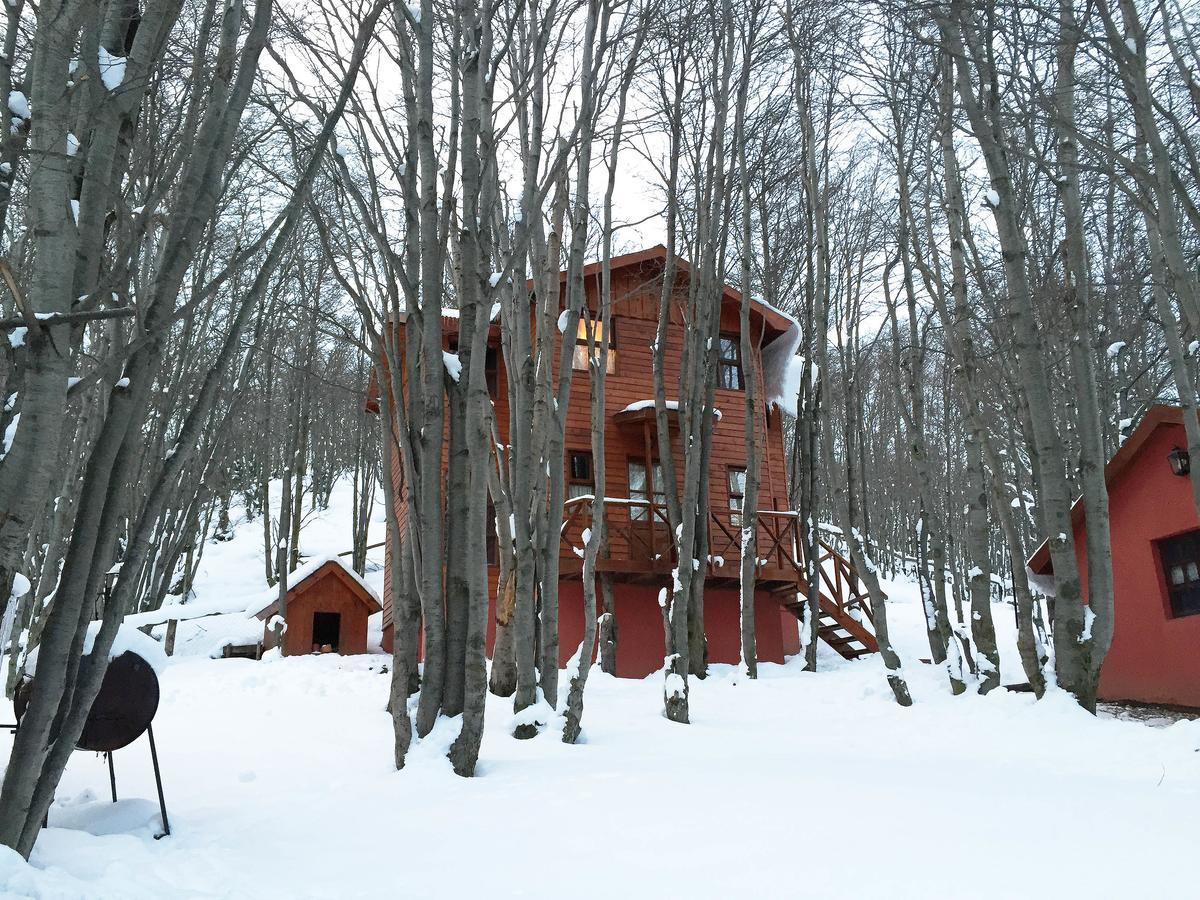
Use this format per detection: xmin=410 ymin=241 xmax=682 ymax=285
xmin=937 ymin=0 xmax=1104 ymax=709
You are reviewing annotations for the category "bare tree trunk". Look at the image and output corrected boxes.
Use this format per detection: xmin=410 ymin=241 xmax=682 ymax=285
xmin=937 ymin=0 xmax=1103 ymax=708
xmin=964 ymin=433 xmax=999 ymax=693
xmin=733 ymin=2 xmax=764 ymax=679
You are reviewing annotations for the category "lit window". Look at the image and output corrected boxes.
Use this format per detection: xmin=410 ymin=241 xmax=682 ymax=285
xmin=573 ymin=318 xmax=616 ymax=373
xmin=718 ymin=334 xmax=743 ymax=390
xmin=1158 ymin=529 xmax=1200 ymax=617
xmin=628 ymin=459 xmax=666 ymax=522
xmin=728 ymin=467 xmax=747 ymax=527
xmin=567 ymin=450 xmax=594 ymax=500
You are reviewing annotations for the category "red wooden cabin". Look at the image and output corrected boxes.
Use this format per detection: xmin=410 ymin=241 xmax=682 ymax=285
xmin=1028 ymin=405 xmax=1200 ymax=707
xmin=255 ymin=558 xmax=382 ymax=657
xmin=377 ymin=246 xmax=878 ymax=677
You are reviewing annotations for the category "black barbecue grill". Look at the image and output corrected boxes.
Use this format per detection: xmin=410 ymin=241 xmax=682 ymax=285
xmin=9 ymin=649 xmax=170 ymax=838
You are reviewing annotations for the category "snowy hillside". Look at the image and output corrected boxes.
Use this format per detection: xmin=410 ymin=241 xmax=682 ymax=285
xmin=2 ymin=484 xmax=1199 ymax=898
xmin=126 ymin=479 xmax=388 ymax=660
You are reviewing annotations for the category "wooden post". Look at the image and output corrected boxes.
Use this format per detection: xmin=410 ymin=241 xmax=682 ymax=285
xmin=164 ymin=619 xmax=178 ymax=657
xmin=643 ymin=419 xmax=655 ymax=561
xmin=599 ymin=611 xmax=617 ymax=676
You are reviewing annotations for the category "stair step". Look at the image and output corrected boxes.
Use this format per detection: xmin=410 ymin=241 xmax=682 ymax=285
xmin=824 ymin=635 xmax=863 ymax=648
xmin=774 ymin=567 xmax=880 ymax=657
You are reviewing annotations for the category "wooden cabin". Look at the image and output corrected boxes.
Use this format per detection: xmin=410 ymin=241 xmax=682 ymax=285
xmin=255 ymin=557 xmax=382 ymax=657
xmin=376 ymin=246 xmax=878 ymax=677
xmin=1029 ymin=405 xmax=1200 ymax=707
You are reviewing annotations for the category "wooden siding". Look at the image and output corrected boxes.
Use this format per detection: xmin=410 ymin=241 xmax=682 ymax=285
xmin=261 ymin=561 xmax=379 ymax=657
xmin=379 ymin=250 xmax=797 ymax=641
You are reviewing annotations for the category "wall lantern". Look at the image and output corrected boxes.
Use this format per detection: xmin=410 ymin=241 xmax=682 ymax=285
xmin=1168 ymin=446 xmax=1191 ymax=477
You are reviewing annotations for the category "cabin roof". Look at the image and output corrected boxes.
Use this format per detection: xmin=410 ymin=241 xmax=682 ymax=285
xmin=1027 ymin=404 xmax=1190 ymax=575
xmin=562 ymin=244 xmax=798 ymax=338
xmin=252 ymin=557 xmax=382 ymax=620
xmin=388 ymin=245 xmax=797 ymax=339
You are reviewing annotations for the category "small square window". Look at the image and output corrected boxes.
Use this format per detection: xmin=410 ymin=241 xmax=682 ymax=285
xmin=572 ymin=318 xmax=616 ymax=373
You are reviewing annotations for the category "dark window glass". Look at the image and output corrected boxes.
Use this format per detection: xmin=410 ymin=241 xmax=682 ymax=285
xmin=486 ymin=501 xmax=498 ymax=566
xmin=485 ymin=347 xmax=498 ymax=396
xmin=568 ymin=451 xmax=594 ymax=499
xmin=1159 ymin=529 xmax=1200 ymax=617
xmin=718 ymin=334 xmax=743 ymax=390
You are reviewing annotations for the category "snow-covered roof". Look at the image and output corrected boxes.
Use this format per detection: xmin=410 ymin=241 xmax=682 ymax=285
xmin=1027 ymin=404 xmax=1193 ymax=574
xmin=410 ymin=303 xmax=501 ymax=322
xmin=760 ymin=321 xmax=816 ymax=418
xmin=620 ymin=399 xmax=723 ymax=420
xmin=251 ymin=556 xmax=382 ymax=618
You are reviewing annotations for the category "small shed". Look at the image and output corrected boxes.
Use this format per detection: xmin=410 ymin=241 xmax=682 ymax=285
xmin=254 ymin=557 xmax=382 ymax=657
xmin=1028 ymin=404 xmax=1200 ymax=708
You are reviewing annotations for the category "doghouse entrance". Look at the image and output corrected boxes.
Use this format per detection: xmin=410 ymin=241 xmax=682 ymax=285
xmin=312 ymin=612 xmax=341 ymax=652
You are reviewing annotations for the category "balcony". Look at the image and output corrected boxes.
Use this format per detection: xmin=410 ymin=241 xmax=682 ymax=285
xmin=557 ymin=496 xmax=876 ymax=650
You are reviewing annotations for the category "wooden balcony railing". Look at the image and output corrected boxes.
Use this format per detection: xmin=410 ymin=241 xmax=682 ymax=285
xmin=558 ymin=496 xmax=874 ymax=627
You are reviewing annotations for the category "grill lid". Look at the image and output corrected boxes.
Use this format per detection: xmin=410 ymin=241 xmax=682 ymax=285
xmin=15 ymin=650 xmax=160 ymax=752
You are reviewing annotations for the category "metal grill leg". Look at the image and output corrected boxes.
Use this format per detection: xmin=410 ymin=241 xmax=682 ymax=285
xmin=147 ymin=724 xmax=170 ymax=838
xmin=107 ymin=752 xmax=117 ymax=802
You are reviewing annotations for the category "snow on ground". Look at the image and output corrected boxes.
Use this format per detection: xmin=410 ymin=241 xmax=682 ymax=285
xmin=2 ymin=488 xmax=1199 ymax=898
xmin=134 ymin=479 xmax=387 ymax=659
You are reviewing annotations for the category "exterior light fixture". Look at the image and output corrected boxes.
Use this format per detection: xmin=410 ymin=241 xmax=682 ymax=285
xmin=1168 ymin=445 xmax=1191 ymax=477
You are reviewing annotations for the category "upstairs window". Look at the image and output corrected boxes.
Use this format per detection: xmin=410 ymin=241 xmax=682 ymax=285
xmin=486 ymin=501 xmax=498 ymax=566
xmin=628 ymin=459 xmax=666 ymax=522
xmin=485 ymin=347 xmax=498 ymax=396
xmin=572 ymin=318 xmax=617 ymax=374
xmin=1159 ymin=529 xmax=1200 ymax=618
xmin=567 ymin=450 xmax=594 ymax=500
xmin=718 ymin=334 xmax=743 ymax=390
xmin=728 ymin=467 xmax=747 ymax=528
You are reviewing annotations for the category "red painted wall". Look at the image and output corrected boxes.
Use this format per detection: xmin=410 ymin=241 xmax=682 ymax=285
xmin=521 ymin=582 xmax=794 ymax=679
xmin=1071 ymin=421 xmax=1200 ymax=707
xmin=383 ymin=581 xmax=801 ymax=678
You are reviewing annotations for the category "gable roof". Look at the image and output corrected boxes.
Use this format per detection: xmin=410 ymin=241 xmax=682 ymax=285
xmin=557 ymin=245 xmax=798 ymax=338
xmin=1027 ymin=404 xmax=1190 ymax=574
xmin=384 ymin=246 xmax=797 ymax=340
xmin=253 ymin=557 xmax=382 ymax=620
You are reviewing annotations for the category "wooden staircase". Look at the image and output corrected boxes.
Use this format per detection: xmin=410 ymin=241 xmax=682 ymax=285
xmin=767 ymin=533 xmax=880 ymax=660
xmin=708 ymin=510 xmax=881 ymax=660
xmin=780 ymin=592 xmax=878 ymax=660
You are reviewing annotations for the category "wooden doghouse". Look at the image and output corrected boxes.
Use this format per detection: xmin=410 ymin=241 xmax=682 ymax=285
xmin=255 ymin=558 xmax=381 ymax=656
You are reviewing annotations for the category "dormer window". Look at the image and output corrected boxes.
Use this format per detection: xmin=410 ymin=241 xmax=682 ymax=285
xmin=573 ymin=318 xmax=616 ymax=373
xmin=718 ymin=334 xmax=743 ymax=390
